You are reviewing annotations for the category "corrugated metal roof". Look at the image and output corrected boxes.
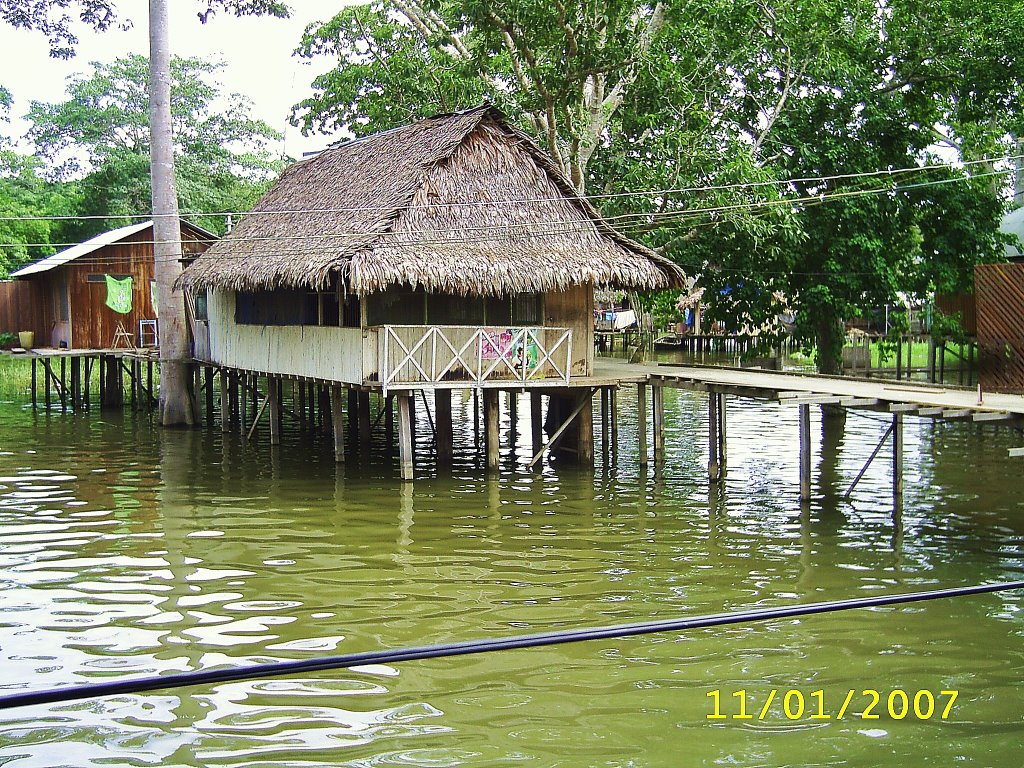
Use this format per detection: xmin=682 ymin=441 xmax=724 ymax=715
xmin=10 ymin=221 xmax=153 ymax=278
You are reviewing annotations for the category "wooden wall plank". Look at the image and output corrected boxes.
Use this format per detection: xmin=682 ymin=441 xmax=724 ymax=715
xmin=975 ymin=263 xmax=1024 ymax=393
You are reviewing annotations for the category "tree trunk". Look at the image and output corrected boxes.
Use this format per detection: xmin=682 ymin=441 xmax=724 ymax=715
xmin=815 ymin=316 xmax=845 ymax=376
xmin=150 ymin=0 xmax=197 ymax=426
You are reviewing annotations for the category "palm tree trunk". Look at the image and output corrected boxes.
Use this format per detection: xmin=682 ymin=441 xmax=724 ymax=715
xmin=149 ymin=0 xmax=197 ymax=426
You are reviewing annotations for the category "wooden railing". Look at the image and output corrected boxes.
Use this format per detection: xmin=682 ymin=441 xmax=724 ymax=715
xmin=377 ymin=325 xmax=572 ymax=389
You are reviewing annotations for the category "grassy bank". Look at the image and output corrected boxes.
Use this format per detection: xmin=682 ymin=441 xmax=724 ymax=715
xmin=0 ymin=355 xmax=33 ymax=400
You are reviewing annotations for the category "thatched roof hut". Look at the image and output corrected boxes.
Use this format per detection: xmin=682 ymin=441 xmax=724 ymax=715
xmin=179 ymin=106 xmax=685 ymax=296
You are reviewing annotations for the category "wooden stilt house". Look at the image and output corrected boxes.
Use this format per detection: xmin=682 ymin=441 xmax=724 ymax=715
xmin=180 ymin=106 xmax=684 ymax=387
xmin=11 ymin=220 xmax=214 ymax=349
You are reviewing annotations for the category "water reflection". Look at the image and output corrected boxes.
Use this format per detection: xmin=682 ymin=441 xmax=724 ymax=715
xmin=0 ymin=387 xmax=1023 ymax=766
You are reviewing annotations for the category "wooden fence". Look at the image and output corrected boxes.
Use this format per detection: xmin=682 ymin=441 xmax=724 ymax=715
xmin=0 ymin=281 xmax=49 ymax=343
xmin=975 ymin=263 xmax=1024 ymax=393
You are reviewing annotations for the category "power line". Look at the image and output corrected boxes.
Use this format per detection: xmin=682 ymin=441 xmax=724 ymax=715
xmin=1 ymin=167 xmax=1012 ymax=256
xmin=0 ymin=153 xmax=1018 ymax=225
xmin=0 ymin=580 xmax=1020 ymax=710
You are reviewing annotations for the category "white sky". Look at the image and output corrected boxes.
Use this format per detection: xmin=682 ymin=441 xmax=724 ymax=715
xmin=0 ymin=0 xmax=361 ymax=158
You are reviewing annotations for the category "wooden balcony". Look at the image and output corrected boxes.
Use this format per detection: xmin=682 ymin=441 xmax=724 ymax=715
xmin=376 ymin=325 xmax=572 ymax=389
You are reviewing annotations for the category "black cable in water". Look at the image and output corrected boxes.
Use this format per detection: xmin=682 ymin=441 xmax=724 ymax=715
xmin=1 ymin=580 xmax=1021 ymax=711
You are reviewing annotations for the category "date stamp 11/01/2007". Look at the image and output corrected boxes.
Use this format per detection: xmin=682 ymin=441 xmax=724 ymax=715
xmin=707 ymin=689 xmax=959 ymax=722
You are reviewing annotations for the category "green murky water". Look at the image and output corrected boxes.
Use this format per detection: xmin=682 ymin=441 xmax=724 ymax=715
xmin=1 ymin=379 xmax=1023 ymax=767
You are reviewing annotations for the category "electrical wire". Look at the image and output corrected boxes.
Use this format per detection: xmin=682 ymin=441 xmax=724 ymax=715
xmin=0 ymin=152 xmax=1017 ymax=225
xmin=0 ymin=580 xmax=1020 ymax=710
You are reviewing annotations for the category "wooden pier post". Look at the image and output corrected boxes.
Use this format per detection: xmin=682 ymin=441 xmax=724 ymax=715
xmin=436 ymin=389 xmax=453 ymax=465
xmin=358 ymin=391 xmax=372 ymax=450
xmin=508 ymin=390 xmax=518 ymax=435
xmin=268 ymin=377 xmax=281 ymax=446
xmin=129 ymin=360 xmax=138 ymax=410
xmin=31 ymin=357 xmax=37 ymax=409
xmin=384 ymin=394 xmax=395 ymax=454
xmin=70 ymin=357 xmax=81 ymax=410
xmin=652 ymin=384 xmax=665 ymax=465
xmin=330 ymin=385 xmax=346 ymax=463
xmin=484 ymin=389 xmax=500 ymax=471
xmin=530 ymin=392 xmax=543 ymax=456
xmin=60 ymin=356 xmax=67 ymax=412
xmin=103 ymin=355 xmax=122 ymax=408
xmin=609 ymin=386 xmax=618 ymax=450
xmin=708 ymin=391 xmax=721 ymax=483
xmin=600 ymin=387 xmax=609 ymax=455
xmin=219 ymin=370 xmax=229 ymax=433
xmin=799 ymin=403 xmax=811 ymax=501
xmin=204 ymin=367 xmax=214 ymax=425
xmin=146 ymin=361 xmax=153 ymax=408
xmin=637 ymin=383 xmax=648 ymax=467
xmin=892 ymin=412 xmax=903 ymax=501
xmin=576 ymin=388 xmax=594 ymax=466
xmin=397 ymin=391 xmax=414 ymax=481
xmin=239 ymin=374 xmax=248 ymax=438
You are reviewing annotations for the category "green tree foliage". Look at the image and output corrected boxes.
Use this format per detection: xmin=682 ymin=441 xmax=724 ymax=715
xmin=294 ymin=0 xmax=1019 ymax=372
xmin=24 ymin=54 xmax=284 ymax=239
xmin=0 ymin=0 xmax=288 ymax=58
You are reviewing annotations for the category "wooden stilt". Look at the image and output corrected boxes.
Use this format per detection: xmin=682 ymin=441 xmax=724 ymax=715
xmin=397 ymin=392 xmax=414 ymax=481
xmin=708 ymin=391 xmax=720 ymax=482
xmin=609 ymin=386 xmax=618 ymax=457
xmin=70 ymin=357 xmax=81 ymax=410
xmin=204 ymin=367 xmax=214 ymax=425
xmin=268 ymin=377 xmax=281 ymax=446
xmin=358 ymin=390 xmax=372 ymax=450
xmin=637 ymin=383 xmax=648 ymax=467
xmin=220 ymin=370 xmax=230 ymax=433
xmin=436 ymin=389 xmax=453 ymax=465
xmin=484 ymin=389 xmax=500 ymax=470
xmin=530 ymin=392 xmax=543 ymax=456
xmin=473 ymin=388 xmax=480 ymax=448
xmin=330 ymin=385 xmax=346 ymax=463
xmin=59 ymin=356 xmax=67 ymax=412
xmin=239 ymin=374 xmax=248 ymax=437
xmin=718 ymin=393 xmax=727 ymax=475
xmin=652 ymin=384 xmax=665 ymax=464
xmin=84 ymin=357 xmax=91 ymax=408
xmin=576 ymin=388 xmax=594 ymax=466
xmin=600 ymin=387 xmax=609 ymax=455
xmin=146 ymin=360 xmax=153 ymax=408
xmin=347 ymin=388 xmax=358 ymax=438
xmin=892 ymin=412 xmax=903 ymax=500
xmin=31 ymin=357 xmax=37 ymax=409
xmin=508 ymin=390 xmax=518 ymax=434
xmin=318 ymin=386 xmax=329 ymax=433
xmin=129 ymin=360 xmax=138 ymax=410
xmin=799 ymin=403 xmax=811 ymax=501
xmin=384 ymin=394 xmax=395 ymax=454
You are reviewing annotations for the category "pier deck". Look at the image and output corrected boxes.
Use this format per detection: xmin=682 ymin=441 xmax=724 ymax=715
xmin=594 ymin=358 xmax=1024 ymax=417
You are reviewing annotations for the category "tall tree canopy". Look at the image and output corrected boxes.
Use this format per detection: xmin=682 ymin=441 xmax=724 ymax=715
xmin=295 ymin=0 xmax=1021 ymax=372
xmin=22 ymin=54 xmax=284 ymax=241
xmin=0 ymin=0 xmax=289 ymax=58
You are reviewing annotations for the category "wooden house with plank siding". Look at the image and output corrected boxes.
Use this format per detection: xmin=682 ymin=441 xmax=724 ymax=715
xmin=11 ymin=220 xmax=214 ymax=350
xmin=179 ymin=106 xmax=685 ymax=477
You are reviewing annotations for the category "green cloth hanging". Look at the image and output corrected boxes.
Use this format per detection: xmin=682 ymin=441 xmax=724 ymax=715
xmin=105 ymin=275 xmax=133 ymax=314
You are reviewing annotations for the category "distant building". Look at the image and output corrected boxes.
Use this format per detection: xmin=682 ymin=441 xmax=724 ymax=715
xmin=9 ymin=220 xmax=214 ymax=349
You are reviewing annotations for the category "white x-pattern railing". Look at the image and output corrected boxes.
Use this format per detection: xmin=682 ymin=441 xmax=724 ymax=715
xmin=379 ymin=325 xmax=573 ymax=389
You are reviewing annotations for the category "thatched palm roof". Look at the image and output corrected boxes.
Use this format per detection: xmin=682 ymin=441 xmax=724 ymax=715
xmin=179 ymin=106 xmax=686 ymax=296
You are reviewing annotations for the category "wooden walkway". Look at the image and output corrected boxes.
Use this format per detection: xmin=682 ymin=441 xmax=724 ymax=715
xmin=595 ymin=358 xmax=1024 ymax=417
xmin=593 ymin=358 xmax=1024 ymax=501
